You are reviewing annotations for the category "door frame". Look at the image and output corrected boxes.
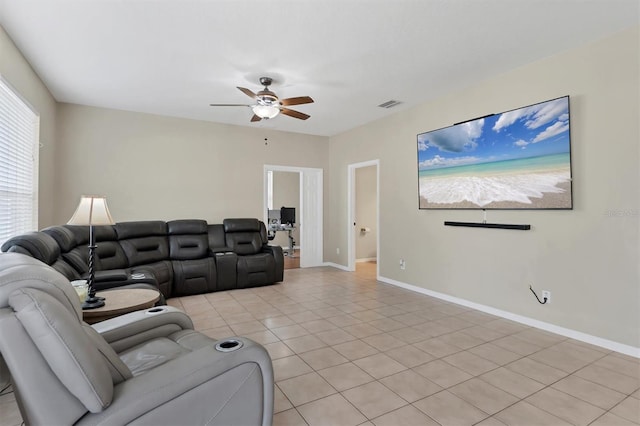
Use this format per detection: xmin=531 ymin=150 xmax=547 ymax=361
xmin=347 ymin=159 xmax=380 ymax=276
xmin=264 ymin=165 xmax=324 ymax=268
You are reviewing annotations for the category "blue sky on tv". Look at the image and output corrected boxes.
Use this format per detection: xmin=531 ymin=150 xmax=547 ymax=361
xmin=417 ymin=97 xmax=571 ymax=170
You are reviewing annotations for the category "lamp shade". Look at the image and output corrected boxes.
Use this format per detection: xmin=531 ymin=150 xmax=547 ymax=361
xmin=252 ymin=104 xmax=280 ymax=119
xmin=67 ymin=196 xmax=115 ymax=226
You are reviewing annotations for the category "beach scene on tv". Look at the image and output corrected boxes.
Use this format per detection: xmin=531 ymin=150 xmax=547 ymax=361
xmin=417 ymin=97 xmax=572 ymax=209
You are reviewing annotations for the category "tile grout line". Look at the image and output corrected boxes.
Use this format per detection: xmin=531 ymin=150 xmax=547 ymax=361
xmin=185 ymin=266 xmax=637 ymax=426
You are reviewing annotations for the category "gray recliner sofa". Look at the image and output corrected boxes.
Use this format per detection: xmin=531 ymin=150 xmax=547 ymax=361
xmin=0 ymin=253 xmax=274 ymax=425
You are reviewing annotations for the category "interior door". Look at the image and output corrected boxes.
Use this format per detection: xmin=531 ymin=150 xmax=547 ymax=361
xmin=300 ymin=168 xmax=323 ymax=267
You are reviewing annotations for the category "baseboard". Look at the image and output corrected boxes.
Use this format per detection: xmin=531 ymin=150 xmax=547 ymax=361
xmin=324 ymin=262 xmax=351 ymax=271
xmin=378 ymin=275 xmax=640 ymax=358
xmin=356 ymin=257 xmax=377 ymax=263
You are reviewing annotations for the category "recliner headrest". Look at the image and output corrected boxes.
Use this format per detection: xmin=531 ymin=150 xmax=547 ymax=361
xmin=64 ymin=225 xmax=117 ymax=245
xmin=223 ymin=218 xmax=261 ymax=233
xmin=1 ymin=232 xmax=61 ymax=265
xmin=94 ymin=225 xmax=118 ymax=241
xmin=0 ymin=253 xmax=80 ymax=319
xmin=115 ymin=221 xmax=167 ymax=239
xmin=42 ymin=226 xmax=76 ymax=252
xmin=167 ymin=220 xmax=208 ymax=235
xmin=64 ymin=225 xmax=89 ymax=245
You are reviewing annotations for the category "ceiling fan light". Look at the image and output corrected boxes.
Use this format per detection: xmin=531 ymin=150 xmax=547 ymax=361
xmin=253 ymin=104 xmax=280 ymax=119
xmin=256 ymin=90 xmax=279 ymax=106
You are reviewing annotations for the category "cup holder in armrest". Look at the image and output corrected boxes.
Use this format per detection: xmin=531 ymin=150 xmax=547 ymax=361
xmin=215 ymin=339 xmax=244 ymax=352
xmin=146 ymin=307 xmax=168 ymax=314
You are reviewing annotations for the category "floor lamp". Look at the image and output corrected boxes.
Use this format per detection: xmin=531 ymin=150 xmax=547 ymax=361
xmin=67 ymin=195 xmax=115 ymax=309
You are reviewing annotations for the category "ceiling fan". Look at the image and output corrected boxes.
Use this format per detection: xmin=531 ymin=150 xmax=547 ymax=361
xmin=210 ymin=77 xmax=314 ymax=122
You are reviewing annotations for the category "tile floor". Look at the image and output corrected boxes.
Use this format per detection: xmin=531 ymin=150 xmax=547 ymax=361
xmin=1 ymin=263 xmax=639 ymax=426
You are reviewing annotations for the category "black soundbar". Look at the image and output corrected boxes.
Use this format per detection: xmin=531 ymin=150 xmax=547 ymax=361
xmin=444 ymin=221 xmax=530 ymax=230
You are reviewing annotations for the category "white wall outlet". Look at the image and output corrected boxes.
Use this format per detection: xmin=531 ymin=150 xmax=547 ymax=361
xmin=399 ymin=259 xmax=406 ymax=270
xmin=542 ymin=290 xmax=551 ymax=304
xmin=336 ymin=247 xmax=340 ymax=255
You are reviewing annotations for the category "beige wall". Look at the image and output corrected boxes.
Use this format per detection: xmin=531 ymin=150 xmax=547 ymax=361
xmin=3 ymin=21 xmax=638 ymax=349
xmin=326 ymin=27 xmax=639 ymax=348
xmin=55 ymin=103 xmax=328 ymax=224
xmin=356 ymin=165 xmax=377 ymax=260
xmin=272 ymin=171 xmax=300 ymax=248
xmin=0 ymin=26 xmax=58 ymax=228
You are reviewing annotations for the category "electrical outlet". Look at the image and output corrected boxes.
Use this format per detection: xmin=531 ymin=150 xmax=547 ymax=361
xmin=336 ymin=247 xmax=340 ymax=255
xmin=399 ymin=259 xmax=406 ymax=270
xmin=542 ymin=290 xmax=551 ymax=304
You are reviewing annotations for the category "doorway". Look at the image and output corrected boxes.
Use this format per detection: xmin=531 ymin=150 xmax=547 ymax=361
xmin=264 ymin=165 xmax=324 ymax=268
xmin=347 ymin=160 xmax=380 ymax=277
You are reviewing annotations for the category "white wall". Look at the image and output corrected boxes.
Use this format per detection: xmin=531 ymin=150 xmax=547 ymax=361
xmin=54 ymin=103 xmax=328 ymax=224
xmin=326 ymin=27 xmax=639 ymax=348
xmin=0 ymin=26 xmax=58 ymax=227
xmin=356 ymin=165 xmax=377 ymax=260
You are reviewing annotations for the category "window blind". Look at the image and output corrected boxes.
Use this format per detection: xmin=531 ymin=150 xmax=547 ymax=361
xmin=0 ymin=77 xmax=39 ymax=246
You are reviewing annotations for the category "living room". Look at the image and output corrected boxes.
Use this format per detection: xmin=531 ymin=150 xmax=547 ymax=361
xmin=0 ymin=1 xmax=638 ymax=425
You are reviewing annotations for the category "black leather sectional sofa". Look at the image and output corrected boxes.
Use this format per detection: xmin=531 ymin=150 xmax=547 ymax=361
xmin=1 ymin=218 xmax=284 ymax=299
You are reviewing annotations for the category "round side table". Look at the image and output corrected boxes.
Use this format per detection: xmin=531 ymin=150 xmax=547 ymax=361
xmin=82 ymin=288 xmax=160 ymax=324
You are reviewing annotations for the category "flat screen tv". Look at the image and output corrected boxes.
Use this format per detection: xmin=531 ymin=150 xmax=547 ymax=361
xmin=417 ymin=96 xmax=572 ymax=210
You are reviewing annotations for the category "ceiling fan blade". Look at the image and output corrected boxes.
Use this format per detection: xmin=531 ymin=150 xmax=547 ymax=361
xmin=280 ymin=108 xmax=310 ymax=120
xmin=209 ymin=104 xmax=251 ymax=107
xmin=280 ymin=96 xmax=314 ymax=106
xmin=237 ymin=87 xmax=257 ymax=99
xmin=250 ymin=114 xmax=262 ymax=122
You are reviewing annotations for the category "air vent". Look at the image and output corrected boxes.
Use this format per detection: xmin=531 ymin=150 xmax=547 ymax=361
xmin=377 ymin=100 xmax=402 ymax=109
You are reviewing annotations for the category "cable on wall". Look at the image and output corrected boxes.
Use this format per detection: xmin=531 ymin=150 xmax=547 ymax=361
xmin=529 ymin=285 xmax=548 ymax=304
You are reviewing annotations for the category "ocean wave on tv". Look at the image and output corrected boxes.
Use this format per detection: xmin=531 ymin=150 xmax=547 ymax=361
xmin=419 ymin=171 xmax=571 ymax=207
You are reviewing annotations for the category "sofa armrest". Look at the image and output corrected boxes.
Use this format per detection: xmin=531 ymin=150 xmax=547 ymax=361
xmin=92 ymin=306 xmax=193 ymax=352
xmin=76 ymin=339 xmax=273 ymax=426
xmin=263 ymin=245 xmax=284 ymax=282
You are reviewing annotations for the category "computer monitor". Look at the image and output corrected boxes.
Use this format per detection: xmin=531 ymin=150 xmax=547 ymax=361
xmin=280 ymin=207 xmax=295 ymax=225
xmin=267 ymin=209 xmax=281 ymax=224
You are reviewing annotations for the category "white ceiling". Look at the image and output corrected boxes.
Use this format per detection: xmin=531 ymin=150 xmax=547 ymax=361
xmin=0 ymin=0 xmax=637 ymax=137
